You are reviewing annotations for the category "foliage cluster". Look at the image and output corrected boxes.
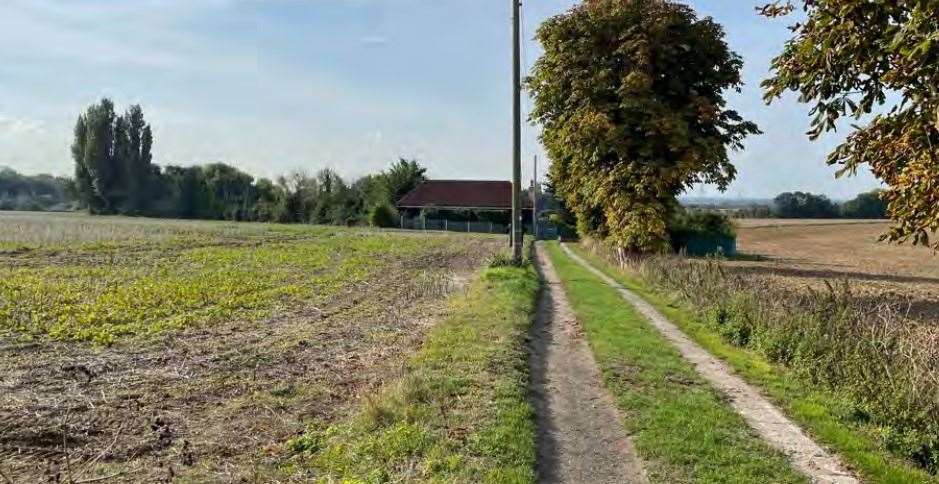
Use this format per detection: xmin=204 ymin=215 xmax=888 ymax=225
xmin=527 ymin=0 xmax=759 ymax=252
xmin=588 ymin=243 xmax=939 ymax=473
xmin=762 ymin=1 xmax=939 ymax=248
xmin=773 ymin=192 xmax=840 ymax=219
xmin=70 ymin=99 xmax=426 ymax=226
xmin=286 ymin=265 xmax=539 ymax=482
xmin=0 ymin=217 xmax=457 ymax=345
xmin=840 ymin=190 xmax=889 ymax=219
xmin=0 ymin=166 xmax=74 ymax=211
xmin=667 ymin=209 xmax=736 ymax=253
xmin=72 ymin=100 xmax=154 ymax=214
xmin=368 ymin=202 xmax=398 ymax=228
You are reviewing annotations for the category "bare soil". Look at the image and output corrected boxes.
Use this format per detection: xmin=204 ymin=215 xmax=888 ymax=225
xmin=530 ymin=244 xmax=647 ymax=484
xmin=0 ymin=244 xmax=496 ymax=483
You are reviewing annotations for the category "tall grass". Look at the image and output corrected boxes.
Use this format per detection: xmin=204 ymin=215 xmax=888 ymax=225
xmin=583 ymin=239 xmax=939 ymax=473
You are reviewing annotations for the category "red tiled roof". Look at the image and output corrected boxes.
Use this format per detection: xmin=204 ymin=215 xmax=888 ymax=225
xmin=397 ymin=180 xmax=532 ymax=210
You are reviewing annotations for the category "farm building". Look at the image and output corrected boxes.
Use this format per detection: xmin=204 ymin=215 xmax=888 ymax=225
xmin=396 ymin=180 xmax=534 ymax=221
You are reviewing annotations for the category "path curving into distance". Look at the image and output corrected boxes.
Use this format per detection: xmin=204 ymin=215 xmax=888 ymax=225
xmin=560 ymin=243 xmax=859 ymax=484
xmin=530 ymin=244 xmax=648 ymax=484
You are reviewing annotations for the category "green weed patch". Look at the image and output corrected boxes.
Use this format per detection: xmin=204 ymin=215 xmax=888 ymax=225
xmin=286 ymin=264 xmax=539 ymax=483
xmin=0 ymin=218 xmax=488 ymax=344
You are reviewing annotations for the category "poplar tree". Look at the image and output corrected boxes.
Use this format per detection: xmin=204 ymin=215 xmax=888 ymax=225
xmin=71 ymin=99 xmax=154 ymax=214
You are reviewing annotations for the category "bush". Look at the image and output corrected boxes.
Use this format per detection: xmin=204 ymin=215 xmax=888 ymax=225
xmin=546 ymin=212 xmax=577 ymax=241
xmin=667 ymin=210 xmax=736 ymax=255
xmin=369 ymin=203 xmax=397 ymax=228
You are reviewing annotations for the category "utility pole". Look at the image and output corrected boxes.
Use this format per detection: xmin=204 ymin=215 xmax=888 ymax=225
xmin=511 ymin=0 xmax=523 ymax=262
xmin=532 ymin=154 xmax=538 ymax=241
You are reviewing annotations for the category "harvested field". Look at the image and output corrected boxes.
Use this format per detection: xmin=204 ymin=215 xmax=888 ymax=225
xmin=0 ymin=212 xmax=503 ymax=482
xmin=732 ymin=219 xmax=939 ymax=322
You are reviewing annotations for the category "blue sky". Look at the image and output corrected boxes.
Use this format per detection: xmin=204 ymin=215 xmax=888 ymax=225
xmin=0 ymin=0 xmax=881 ymax=199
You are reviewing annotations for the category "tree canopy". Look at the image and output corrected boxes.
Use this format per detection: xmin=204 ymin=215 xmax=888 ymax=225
xmin=527 ymin=0 xmax=759 ymax=252
xmin=761 ymin=1 xmax=939 ymax=247
xmin=383 ymin=158 xmax=427 ymax=203
xmin=841 ymin=190 xmax=887 ymax=219
xmin=72 ymin=99 xmax=154 ymax=214
xmin=0 ymin=167 xmax=73 ymax=211
xmin=773 ymin=191 xmax=839 ymax=219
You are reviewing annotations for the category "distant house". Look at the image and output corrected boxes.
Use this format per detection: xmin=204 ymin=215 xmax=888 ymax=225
xmin=396 ymin=180 xmax=533 ymax=219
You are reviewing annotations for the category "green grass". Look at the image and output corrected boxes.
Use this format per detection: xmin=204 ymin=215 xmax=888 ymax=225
xmin=0 ymin=212 xmax=499 ymax=345
xmin=544 ymin=242 xmax=806 ymax=483
xmin=284 ymin=262 xmax=539 ymax=483
xmin=568 ymin=243 xmax=938 ymax=484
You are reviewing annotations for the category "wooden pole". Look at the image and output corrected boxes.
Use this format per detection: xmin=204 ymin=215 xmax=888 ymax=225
xmin=511 ymin=0 xmax=523 ymax=262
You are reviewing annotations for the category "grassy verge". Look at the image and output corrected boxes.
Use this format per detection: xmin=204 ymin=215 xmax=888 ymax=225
xmin=284 ymin=262 xmax=539 ymax=483
xmin=569 ymin=243 xmax=937 ymax=484
xmin=544 ymin=242 xmax=806 ymax=483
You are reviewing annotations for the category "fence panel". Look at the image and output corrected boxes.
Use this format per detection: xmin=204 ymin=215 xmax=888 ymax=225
xmin=397 ymin=217 xmax=559 ymax=238
xmin=399 ymin=217 xmax=510 ymax=235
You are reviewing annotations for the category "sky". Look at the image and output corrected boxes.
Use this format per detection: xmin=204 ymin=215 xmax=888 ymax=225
xmin=0 ymin=0 xmax=882 ymax=199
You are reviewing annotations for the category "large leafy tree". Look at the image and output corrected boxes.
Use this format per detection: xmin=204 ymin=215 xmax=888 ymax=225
xmin=761 ymin=1 xmax=939 ymax=247
xmin=528 ymin=0 xmax=759 ymax=251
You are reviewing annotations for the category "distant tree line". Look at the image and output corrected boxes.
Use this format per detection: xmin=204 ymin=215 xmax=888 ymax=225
xmin=772 ymin=190 xmax=887 ymax=219
xmin=69 ymin=99 xmax=426 ymax=226
xmin=0 ymin=167 xmax=74 ymax=211
xmin=684 ymin=190 xmax=888 ymax=219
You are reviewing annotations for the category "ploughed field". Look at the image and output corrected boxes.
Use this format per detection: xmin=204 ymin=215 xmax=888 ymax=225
xmin=732 ymin=219 xmax=939 ymax=323
xmin=0 ymin=212 xmax=502 ymax=482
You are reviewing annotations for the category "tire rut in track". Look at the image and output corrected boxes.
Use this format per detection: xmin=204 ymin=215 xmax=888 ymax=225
xmin=530 ymin=243 xmax=648 ymax=484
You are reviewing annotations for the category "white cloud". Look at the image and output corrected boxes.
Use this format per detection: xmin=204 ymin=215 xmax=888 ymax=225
xmin=0 ymin=116 xmax=46 ymax=136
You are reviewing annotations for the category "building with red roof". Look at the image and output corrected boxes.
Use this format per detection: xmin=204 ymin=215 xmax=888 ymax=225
xmin=396 ymin=180 xmax=533 ymax=212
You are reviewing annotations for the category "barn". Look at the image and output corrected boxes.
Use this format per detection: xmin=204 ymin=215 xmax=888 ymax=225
xmin=396 ymin=180 xmax=533 ymax=220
